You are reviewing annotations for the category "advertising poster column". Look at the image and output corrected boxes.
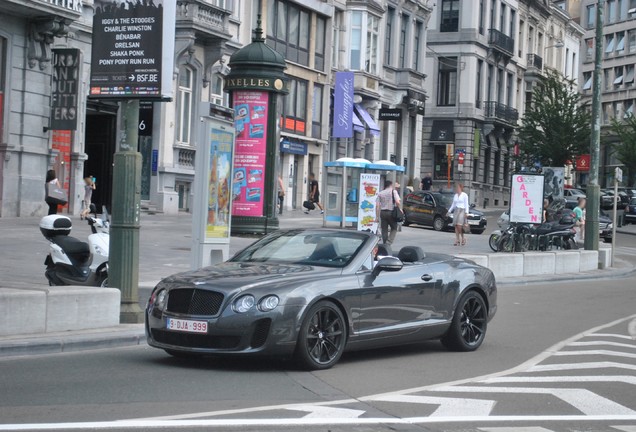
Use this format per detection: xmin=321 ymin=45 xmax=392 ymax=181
xmin=357 ymin=174 xmax=381 ymax=233
xmin=192 ymin=104 xmax=235 ymax=269
xmin=231 ymin=91 xmax=269 ymax=217
xmin=510 ymin=174 xmax=544 ymax=224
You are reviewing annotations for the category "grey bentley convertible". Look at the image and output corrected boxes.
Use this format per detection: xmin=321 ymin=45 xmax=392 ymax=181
xmin=146 ymin=229 xmax=497 ymax=370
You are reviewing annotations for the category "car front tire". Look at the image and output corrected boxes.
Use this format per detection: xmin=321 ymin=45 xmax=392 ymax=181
xmin=295 ymin=301 xmax=347 ymax=370
xmin=442 ymin=291 xmax=488 ymax=352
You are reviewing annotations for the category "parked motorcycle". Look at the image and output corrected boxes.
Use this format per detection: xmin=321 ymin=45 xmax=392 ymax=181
xmin=497 ymin=213 xmax=578 ymax=252
xmin=41 ymin=206 xmax=109 ymax=287
xmin=488 ymin=211 xmax=510 ymax=252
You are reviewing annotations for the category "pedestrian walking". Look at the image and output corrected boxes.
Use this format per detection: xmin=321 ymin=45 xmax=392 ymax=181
xmin=447 ymin=182 xmax=470 ymax=246
xmin=277 ymin=175 xmax=285 ymax=215
xmin=573 ymin=197 xmax=586 ymax=242
xmin=80 ymin=176 xmax=96 ymax=219
xmin=45 ymin=169 xmax=60 ymax=215
xmin=376 ymin=180 xmax=401 ymax=245
xmin=421 ymin=172 xmax=433 ymax=191
xmin=304 ymin=173 xmax=324 ymax=214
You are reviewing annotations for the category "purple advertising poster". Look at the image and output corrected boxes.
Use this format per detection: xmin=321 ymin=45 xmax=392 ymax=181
xmin=231 ymin=91 xmax=269 ymax=217
xmin=332 ymin=72 xmax=354 ymax=138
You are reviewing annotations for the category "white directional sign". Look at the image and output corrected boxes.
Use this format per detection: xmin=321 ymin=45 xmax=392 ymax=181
xmin=616 ymin=167 xmax=624 ymax=183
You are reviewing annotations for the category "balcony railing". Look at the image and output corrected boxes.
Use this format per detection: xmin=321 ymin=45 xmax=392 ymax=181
xmin=483 ymin=101 xmax=519 ymax=123
xmin=527 ymin=53 xmax=543 ymax=70
xmin=488 ymin=28 xmax=514 ymax=56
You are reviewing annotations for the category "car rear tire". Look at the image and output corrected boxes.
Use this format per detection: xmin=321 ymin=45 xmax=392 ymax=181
xmin=442 ymin=291 xmax=488 ymax=352
xmin=433 ymin=216 xmax=445 ymax=231
xmin=295 ymin=301 xmax=346 ymax=370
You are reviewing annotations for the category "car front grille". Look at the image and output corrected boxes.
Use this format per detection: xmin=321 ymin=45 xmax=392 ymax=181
xmin=167 ymin=288 xmax=224 ymax=316
xmin=467 ymin=215 xmax=481 ymax=220
xmin=151 ymin=329 xmax=240 ymax=350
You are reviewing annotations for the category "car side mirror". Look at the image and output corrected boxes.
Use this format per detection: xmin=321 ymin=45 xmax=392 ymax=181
xmin=470 ymin=203 xmax=476 ymax=209
xmin=372 ymin=256 xmax=404 ymax=277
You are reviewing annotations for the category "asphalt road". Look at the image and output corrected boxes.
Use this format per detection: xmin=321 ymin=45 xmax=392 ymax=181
xmin=1 ymin=236 xmax=635 ymax=431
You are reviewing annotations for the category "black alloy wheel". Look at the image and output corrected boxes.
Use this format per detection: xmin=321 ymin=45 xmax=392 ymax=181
xmin=296 ymin=301 xmax=346 ymax=370
xmin=442 ymin=291 xmax=487 ymax=352
xmin=433 ymin=216 xmax=445 ymax=231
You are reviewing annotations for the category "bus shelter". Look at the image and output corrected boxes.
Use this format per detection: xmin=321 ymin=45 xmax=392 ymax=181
xmin=323 ymin=158 xmax=404 ymax=228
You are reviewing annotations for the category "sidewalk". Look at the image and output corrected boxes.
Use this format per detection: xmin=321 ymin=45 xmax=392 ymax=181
xmin=0 ymin=207 xmax=633 ymax=358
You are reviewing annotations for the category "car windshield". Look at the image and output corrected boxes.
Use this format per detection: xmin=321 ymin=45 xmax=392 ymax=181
xmin=569 ymin=189 xmax=585 ymax=196
xmin=230 ymin=230 xmax=369 ymax=268
xmin=435 ymin=193 xmax=455 ymax=208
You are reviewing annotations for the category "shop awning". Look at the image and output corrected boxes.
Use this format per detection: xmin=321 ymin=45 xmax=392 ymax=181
xmin=352 ymin=112 xmax=365 ymax=133
xmin=430 ymin=120 xmax=454 ymax=141
xmin=354 ymin=104 xmax=381 ymax=136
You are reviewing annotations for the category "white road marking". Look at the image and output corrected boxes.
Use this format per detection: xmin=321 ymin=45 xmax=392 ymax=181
xmin=528 ymin=361 xmax=636 ymax=372
xmin=569 ymin=341 xmax=636 ymax=349
xmin=481 ymin=375 xmax=636 ymax=385
xmin=587 ymin=333 xmax=635 ymax=340
xmin=613 ymin=427 xmax=636 ymax=432
xmin=369 ymin=394 xmax=496 ymax=417
xmin=478 ymin=428 xmax=555 ymax=432
xmin=286 ymin=405 xmax=365 ymax=418
xmin=430 ymin=386 xmax=636 ymax=416
xmin=1 ymin=416 xmax=636 ymax=430
xmin=553 ymin=349 xmax=636 ymax=359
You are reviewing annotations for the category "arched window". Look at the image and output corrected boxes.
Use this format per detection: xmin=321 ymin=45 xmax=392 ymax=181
xmin=176 ymin=65 xmax=194 ymax=145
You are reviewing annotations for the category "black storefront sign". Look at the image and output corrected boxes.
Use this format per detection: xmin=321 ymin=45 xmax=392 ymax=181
xmin=138 ymin=101 xmax=153 ymax=136
xmin=89 ymin=0 xmax=169 ymax=98
xmin=378 ymin=108 xmax=402 ymax=121
xmin=430 ymin=120 xmax=455 ymax=142
xmin=51 ymin=49 xmax=80 ymax=130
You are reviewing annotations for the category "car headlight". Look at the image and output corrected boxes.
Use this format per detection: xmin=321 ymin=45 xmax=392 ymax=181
xmin=151 ymin=288 xmax=167 ymax=311
xmin=608 ymin=223 xmax=613 ymax=229
xmin=258 ymin=295 xmax=279 ymax=312
xmin=233 ymin=294 xmax=255 ymax=313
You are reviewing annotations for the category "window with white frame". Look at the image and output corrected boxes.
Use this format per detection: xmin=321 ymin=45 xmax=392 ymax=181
xmin=437 ymin=57 xmax=457 ymax=106
xmin=332 ymin=10 xmax=342 ymax=68
xmin=582 ymin=72 xmax=592 ymax=90
xmin=210 ymin=73 xmax=227 ymax=107
xmin=176 ymin=65 xmax=194 ymax=145
xmin=349 ymin=11 xmax=381 ymax=74
xmin=614 ymin=66 xmax=624 ymax=85
xmin=626 ymin=65 xmax=635 ymax=85
xmin=413 ymin=21 xmax=423 ymax=71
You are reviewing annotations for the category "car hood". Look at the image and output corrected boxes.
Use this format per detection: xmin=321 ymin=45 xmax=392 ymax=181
xmin=158 ymin=261 xmax=338 ymax=293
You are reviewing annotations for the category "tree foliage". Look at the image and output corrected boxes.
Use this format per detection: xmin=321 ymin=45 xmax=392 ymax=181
xmin=607 ymin=116 xmax=636 ymax=187
xmin=518 ymin=69 xmax=591 ymax=167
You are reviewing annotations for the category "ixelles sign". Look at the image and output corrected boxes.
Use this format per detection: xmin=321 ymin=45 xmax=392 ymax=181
xmin=225 ymin=77 xmax=285 ymax=92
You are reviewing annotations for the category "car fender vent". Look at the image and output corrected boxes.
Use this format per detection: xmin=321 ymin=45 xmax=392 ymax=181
xmin=250 ymin=318 xmax=272 ymax=348
xmin=167 ymin=288 xmax=224 ymax=316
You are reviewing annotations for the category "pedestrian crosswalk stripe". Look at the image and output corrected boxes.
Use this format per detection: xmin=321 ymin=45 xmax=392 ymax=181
xmin=481 ymin=375 xmax=636 ymax=385
xmin=569 ymin=341 xmax=636 ymax=349
xmin=553 ymin=349 xmax=636 ymax=359
xmin=369 ymin=394 xmax=496 ymax=417
xmin=286 ymin=405 xmax=365 ymax=418
xmin=478 ymin=428 xmax=556 ymax=432
xmin=528 ymin=361 xmax=636 ymax=372
xmin=430 ymin=386 xmax=636 ymax=416
xmin=588 ymin=333 xmax=634 ymax=340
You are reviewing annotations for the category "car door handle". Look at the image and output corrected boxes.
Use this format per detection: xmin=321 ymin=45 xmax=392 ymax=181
xmin=421 ymin=274 xmax=433 ymax=281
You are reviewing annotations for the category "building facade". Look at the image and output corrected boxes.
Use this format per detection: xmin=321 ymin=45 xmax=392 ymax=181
xmin=0 ymin=0 xmax=93 ymax=217
xmin=423 ymin=0 xmax=583 ymax=207
xmin=576 ymin=0 xmax=636 ymax=187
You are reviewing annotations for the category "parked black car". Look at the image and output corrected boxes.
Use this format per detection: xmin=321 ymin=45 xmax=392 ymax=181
xmin=145 ymin=229 xmax=497 ymax=370
xmin=402 ymin=191 xmax=487 ymax=234
xmin=625 ymin=197 xmax=636 ymax=224
xmin=564 ymin=201 xmax=613 ymax=242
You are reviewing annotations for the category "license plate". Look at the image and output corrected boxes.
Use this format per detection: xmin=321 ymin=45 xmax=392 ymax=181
xmin=468 ymin=220 xmax=480 ymax=225
xmin=166 ymin=318 xmax=208 ymax=334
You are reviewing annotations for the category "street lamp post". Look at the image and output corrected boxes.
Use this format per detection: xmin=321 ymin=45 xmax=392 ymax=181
xmin=585 ymin=0 xmax=604 ymax=251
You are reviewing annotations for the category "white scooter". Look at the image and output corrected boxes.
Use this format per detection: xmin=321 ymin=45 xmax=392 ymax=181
xmin=40 ymin=206 xmax=109 ymax=287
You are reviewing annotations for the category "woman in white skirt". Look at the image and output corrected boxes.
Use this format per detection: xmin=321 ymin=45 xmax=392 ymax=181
xmin=447 ymin=182 xmax=470 ymax=246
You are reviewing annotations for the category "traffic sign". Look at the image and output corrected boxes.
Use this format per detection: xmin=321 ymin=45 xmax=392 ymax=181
xmin=615 ymin=167 xmax=623 ymax=183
